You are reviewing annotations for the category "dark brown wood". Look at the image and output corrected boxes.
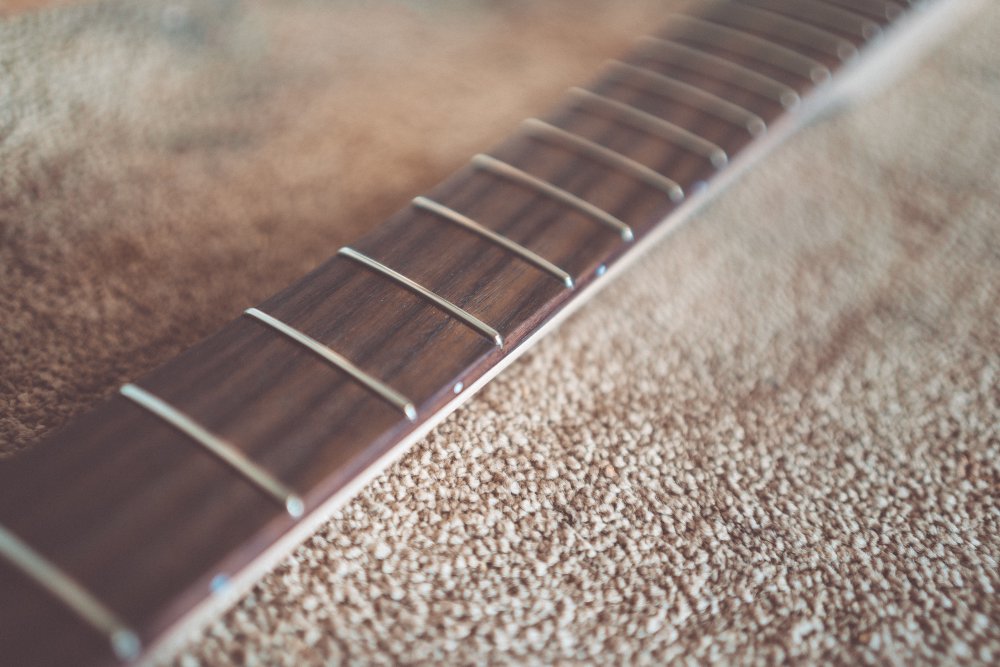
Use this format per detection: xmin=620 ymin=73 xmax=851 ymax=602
xmin=0 ymin=2 xmax=912 ymax=665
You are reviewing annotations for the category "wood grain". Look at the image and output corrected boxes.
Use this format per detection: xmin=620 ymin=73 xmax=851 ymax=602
xmin=0 ymin=2 xmax=901 ymax=664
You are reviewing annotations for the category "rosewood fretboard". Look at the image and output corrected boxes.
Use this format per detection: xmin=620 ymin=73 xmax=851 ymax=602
xmin=0 ymin=1 xmax=960 ymax=665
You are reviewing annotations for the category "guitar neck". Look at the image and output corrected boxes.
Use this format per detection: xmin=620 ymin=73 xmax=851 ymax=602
xmin=0 ymin=1 xmax=973 ymax=665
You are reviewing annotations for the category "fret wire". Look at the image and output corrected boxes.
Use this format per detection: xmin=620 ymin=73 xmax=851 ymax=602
xmin=411 ymin=196 xmax=575 ymax=289
xmin=0 ymin=524 xmax=141 ymax=661
xmin=638 ymin=36 xmax=801 ymax=109
xmin=713 ymin=1 xmax=858 ymax=60
xmin=568 ymin=87 xmax=728 ymax=168
xmin=337 ymin=247 xmax=504 ymax=348
xmin=521 ymin=118 xmax=685 ymax=203
xmin=244 ymin=307 xmax=418 ymax=421
xmin=472 ymin=153 xmax=635 ymax=242
xmin=735 ymin=0 xmax=882 ymax=39
xmin=668 ymin=13 xmax=831 ymax=83
xmin=816 ymin=0 xmax=904 ymax=22
xmin=119 ymin=384 xmax=305 ymax=519
xmin=608 ymin=60 xmax=766 ymax=136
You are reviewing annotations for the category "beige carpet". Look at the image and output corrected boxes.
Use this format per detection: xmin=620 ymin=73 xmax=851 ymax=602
xmin=1 ymin=1 xmax=998 ymax=664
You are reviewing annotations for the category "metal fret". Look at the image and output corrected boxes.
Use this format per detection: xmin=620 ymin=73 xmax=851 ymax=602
xmin=568 ymin=87 xmax=728 ymax=168
xmin=472 ymin=153 xmax=635 ymax=241
xmin=608 ymin=61 xmax=766 ymax=136
xmin=714 ymin=1 xmax=858 ymax=60
xmin=522 ymin=118 xmax=685 ymax=203
xmin=412 ymin=196 xmax=574 ymax=289
xmin=244 ymin=307 xmax=418 ymax=420
xmin=735 ymin=0 xmax=882 ymax=39
xmin=120 ymin=384 xmax=305 ymax=519
xmin=639 ymin=37 xmax=801 ymax=109
xmin=668 ymin=13 xmax=831 ymax=83
xmin=817 ymin=0 xmax=904 ymax=21
xmin=337 ymin=247 xmax=503 ymax=348
xmin=0 ymin=524 xmax=141 ymax=661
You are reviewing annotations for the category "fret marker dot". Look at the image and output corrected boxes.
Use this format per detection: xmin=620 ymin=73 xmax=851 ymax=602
xmin=111 ymin=629 xmax=141 ymax=661
xmin=692 ymin=181 xmax=708 ymax=195
xmin=210 ymin=574 xmax=231 ymax=594
xmin=453 ymin=382 xmax=463 ymax=394
xmin=286 ymin=495 xmax=305 ymax=519
xmin=596 ymin=264 xmax=607 ymax=277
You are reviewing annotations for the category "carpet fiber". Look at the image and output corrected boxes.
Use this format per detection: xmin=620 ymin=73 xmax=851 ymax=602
xmin=1 ymin=1 xmax=997 ymax=664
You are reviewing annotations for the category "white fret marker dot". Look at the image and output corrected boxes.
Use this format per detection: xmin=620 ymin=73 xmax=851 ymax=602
xmin=210 ymin=574 xmax=230 ymax=594
xmin=453 ymin=382 xmax=463 ymax=394
xmin=111 ymin=630 xmax=141 ymax=661
xmin=596 ymin=264 xmax=607 ymax=277
xmin=286 ymin=495 xmax=305 ymax=518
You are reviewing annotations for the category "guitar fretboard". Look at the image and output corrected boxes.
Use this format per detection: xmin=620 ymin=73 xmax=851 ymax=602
xmin=0 ymin=1 xmax=941 ymax=665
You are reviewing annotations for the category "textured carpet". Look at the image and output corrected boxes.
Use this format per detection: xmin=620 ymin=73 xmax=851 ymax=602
xmin=1 ymin=1 xmax=998 ymax=665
